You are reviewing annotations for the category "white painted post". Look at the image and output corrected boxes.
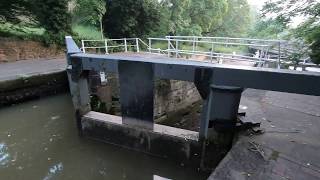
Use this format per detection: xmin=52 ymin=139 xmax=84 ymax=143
xmin=136 ymin=38 xmax=140 ymax=52
xmin=167 ymin=39 xmax=170 ymax=57
xmin=124 ymin=38 xmax=128 ymax=52
xmin=278 ymin=41 xmax=281 ymax=69
xmin=192 ymin=36 xmax=196 ymax=52
xmin=104 ymin=39 xmax=108 ymax=54
xmin=81 ymin=40 xmax=86 ymax=53
xmin=195 ymin=37 xmax=198 ymax=51
xmin=176 ymin=40 xmax=179 ymax=58
xmin=149 ymin=38 xmax=151 ymax=53
xmin=211 ymin=43 xmax=213 ymax=62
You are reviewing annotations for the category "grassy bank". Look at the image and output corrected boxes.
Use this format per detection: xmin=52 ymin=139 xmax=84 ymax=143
xmin=0 ymin=23 xmax=102 ymax=44
xmin=0 ymin=23 xmax=45 ymax=41
xmin=72 ymin=25 xmax=102 ymax=40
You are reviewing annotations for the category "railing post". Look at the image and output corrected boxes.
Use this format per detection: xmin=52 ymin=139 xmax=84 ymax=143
xmin=81 ymin=40 xmax=86 ymax=53
xmin=195 ymin=37 xmax=198 ymax=51
xmin=176 ymin=40 xmax=179 ymax=58
xmin=278 ymin=41 xmax=281 ymax=69
xmin=193 ymin=36 xmax=196 ymax=52
xmin=136 ymin=38 xmax=140 ymax=52
xmin=124 ymin=38 xmax=128 ymax=52
xmin=104 ymin=39 xmax=109 ymax=54
xmin=148 ymin=38 xmax=151 ymax=53
xmin=167 ymin=39 xmax=170 ymax=57
xmin=211 ymin=43 xmax=214 ymax=62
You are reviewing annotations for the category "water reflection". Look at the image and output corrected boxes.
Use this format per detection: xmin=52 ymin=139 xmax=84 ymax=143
xmin=0 ymin=94 xmax=208 ymax=180
xmin=43 ymin=162 xmax=63 ymax=180
xmin=0 ymin=143 xmax=10 ymax=167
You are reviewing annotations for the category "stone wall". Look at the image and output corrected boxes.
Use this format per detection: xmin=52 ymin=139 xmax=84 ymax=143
xmin=0 ymin=37 xmax=64 ymax=63
xmin=92 ymin=74 xmax=202 ymax=120
xmin=154 ymin=79 xmax=201 ymax=119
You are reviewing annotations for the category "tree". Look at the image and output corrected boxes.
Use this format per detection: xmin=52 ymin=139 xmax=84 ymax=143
xmin=72 ymin=0 xmax=105 ymax=27
xmin=214 ymin=0 xmax=251 ymax=37
xmin=0 ymin=0 xmax=73 ymax=45
xmin=102 ymin=0 xmax=161 ymax=38
xmin=33 ymin=0 xmax=72 ymax=45
xmin=156 ymin=0 xmax=229 ymax=36
xmin=262 ymin=0 xmax=320 ymax=64
xmin=165 ymin=0 xmax=192 ymax=35
xmin=0 ymin=0 xmax=34 ymax=23
xmin=189 ymin=0 xmax=228 ymax=34
xmin=249 ymin=17 xmax=288 ymax=39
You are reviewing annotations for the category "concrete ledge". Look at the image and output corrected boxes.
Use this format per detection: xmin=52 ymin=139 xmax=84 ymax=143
xmin=82 ymin=111 xmax=232 ymax=171
xmin=0 ymin=71 xmax=68 ymax=106
xmin=82 ymin=111 xmax=202 ymax=166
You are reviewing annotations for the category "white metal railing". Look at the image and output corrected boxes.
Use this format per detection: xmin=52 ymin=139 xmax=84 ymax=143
xmin=81 ymin=38 xmax=149 ymax=54
xmin=80 ymin=36 xmax=316 ymax=69
xmin=147 ymin=37 xmax=280 ymax=66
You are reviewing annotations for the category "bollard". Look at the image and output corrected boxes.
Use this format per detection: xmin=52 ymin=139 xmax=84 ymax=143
xmin=208 ymin=85 xmax=243 ymax=132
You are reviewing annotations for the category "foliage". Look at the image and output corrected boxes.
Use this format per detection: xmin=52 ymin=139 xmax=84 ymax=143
xmin=72 ymin=0 xmax=105 ymax=27
xmin=286 ymin=39 xmax=309 ymax=68
xmin=0 ymin=0 xmax=34 ymax=24
xmin=102 ymin=0 xmax=161 ymax=38
xmin=189 ymin=0 xmax=228 ymax=34
xmin=249 ymin=17 xmax=288 ymax=39
xmin=214 ymin=0 xmax=251 ymax=37
xmin=159 ymin=0 xmax=229 ymax=36
xmin=73 ymin=25 xmax=102 ymax=40
xmin=33 ymin=0 xmax=72 ymax=45
xmin=0 ymin=0 xmax=73 ymax=46
xmin=0 ymin=22 xmax=45 ymax=41
xmin=262 ymin=0 xmax=320 ymax=64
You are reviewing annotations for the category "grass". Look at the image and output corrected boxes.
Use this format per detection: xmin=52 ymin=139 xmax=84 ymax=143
xmin=0 ymin=22 xmax=102 ymax=44
xmin=0 ymin=22 xmax=45 ymax=41
xmin=72 ymin=24 xmax=102 ymax=40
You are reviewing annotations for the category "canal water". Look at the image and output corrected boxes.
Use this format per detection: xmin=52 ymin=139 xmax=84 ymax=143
xmin=0 ymin=94 xmax=208 ymax=180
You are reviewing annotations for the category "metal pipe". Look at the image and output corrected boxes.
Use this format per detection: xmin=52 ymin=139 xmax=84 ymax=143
xmin=149 ymin=38 xmax=271 ymax=47
xmin=124 ymin=38 xmax=128 ymax=52
xmin=165 ymin=35 xmax=286 ymax=43
xmin=176 ymin=40 xmax=179 ymax=58
xmin=136 ymin=38 xmax=140 ymax=53
xmin=167 ymin=39 xmax=170 ymax=57
xmin=278 ymin=41 xmax=281 ymax=69
xmin=105 ymin=39 xmax=108 ymax=54
xmin=81 ymin=40 xmax=86 ymax=53
xmin=148 ymin=38 xmax=151 ymax=53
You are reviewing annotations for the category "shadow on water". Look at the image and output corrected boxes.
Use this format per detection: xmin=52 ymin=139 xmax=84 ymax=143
xmin=0 ymin=94 xmax=209 ymax=180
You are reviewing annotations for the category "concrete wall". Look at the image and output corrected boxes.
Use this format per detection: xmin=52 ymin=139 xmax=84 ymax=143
xmin=0 ymin=38 xmax=64 ymax=63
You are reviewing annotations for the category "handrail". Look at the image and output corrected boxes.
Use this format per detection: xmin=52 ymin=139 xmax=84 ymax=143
xmin=165 ymin=36 xmax=287 ymax=43
xmin=79 ymin=36 xmax=316 ymax=70
xmin=152 ymin=37 xmax=271 ymax=47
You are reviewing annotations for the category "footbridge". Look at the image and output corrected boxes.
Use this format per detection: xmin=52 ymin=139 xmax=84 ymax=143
xmin=65 ymin=36 xmax=320 ymax=172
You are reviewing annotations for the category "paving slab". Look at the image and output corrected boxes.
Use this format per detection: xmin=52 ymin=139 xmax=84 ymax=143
xmin=209 ymin=89 xmax=320 ymax=180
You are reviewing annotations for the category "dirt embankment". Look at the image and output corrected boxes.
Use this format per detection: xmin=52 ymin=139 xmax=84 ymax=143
xmin=0 ymin=37 xmax=64 ymax=63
